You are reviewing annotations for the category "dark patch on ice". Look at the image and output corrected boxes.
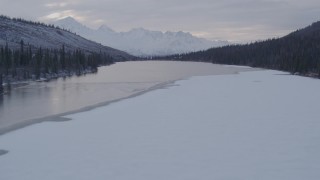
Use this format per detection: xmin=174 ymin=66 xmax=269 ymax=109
xmin=273 ymin=73 xmax=291 ymax=76
xmin=0 ymin=116 xmax=73 ymax=135
xmin=0 ymin=149 xmax=9 ymax=156
xmin=253 ymin=80 xmax=262 ymax=83
xmin=47 ymin=117 xmax=72 ymax=122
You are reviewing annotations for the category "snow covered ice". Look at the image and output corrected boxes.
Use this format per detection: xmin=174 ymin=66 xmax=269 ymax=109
xmin=1 ymin=70 xmax=320 ymax=180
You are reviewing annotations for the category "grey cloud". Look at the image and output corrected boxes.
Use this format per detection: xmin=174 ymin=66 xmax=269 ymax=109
xmin=1 ymin=0 xmax=319 ymax=42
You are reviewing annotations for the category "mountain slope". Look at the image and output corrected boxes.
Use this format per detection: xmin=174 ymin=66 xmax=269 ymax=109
xmin=0 ymin=16 xmax=133 ymax=60
xmin=55 ymin=17 xmax=228 ymax=57
xmin=165 ymin=21 xmax=320 ymax=77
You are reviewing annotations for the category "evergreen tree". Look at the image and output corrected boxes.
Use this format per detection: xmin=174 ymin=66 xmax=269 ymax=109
xmin=52 ymin=50 xmax=58 ymax=74
xmin=4 ymin=43 xmax=11 ymax=75
xmin=20 ymin=40 xmax=25 ymax=66
xmin=34 ymin=47 xmax=43 ymax=79
xmin=60 ymin=45 xmax=66 ymax=70
xmin=43 ymin=49 xmax=51 ymax=75
xmin=0 ymin=48 xmax=3 ymax=94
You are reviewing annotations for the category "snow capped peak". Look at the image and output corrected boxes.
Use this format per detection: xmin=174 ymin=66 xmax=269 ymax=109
xmin=164 ymin=31 xmax=193 ymax=38
xmin=60 ymin=16 xmax=77 ymax=22
xmin=0 ymin=16 xmax=131 ymax=59
xmin=128 ymin=27 xmax=151 ymax=33
xmin=54 ymin=18 xmax=229 ymax=57
xmin=176 ymin=31 xmax=187 ymax=35
xmin=55 ymin=17 xmax=89 ymax=33
xmin=98 ymin=25 xmax=114 ymax=33
xmin=57 ymin=17 xmax=82 ymax=26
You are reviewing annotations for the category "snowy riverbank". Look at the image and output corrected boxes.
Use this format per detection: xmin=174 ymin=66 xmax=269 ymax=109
xmin=1 ymin=70 xmax=320 ymax=180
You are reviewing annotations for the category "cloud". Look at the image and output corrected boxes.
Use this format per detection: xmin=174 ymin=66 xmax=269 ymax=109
xmin=44 ymin=2 xmax=68 ymax=8
xmin=40 ymin=10 xmax=76 ymax=21
xmin=1 ymin=0 xmax=320 ymax=42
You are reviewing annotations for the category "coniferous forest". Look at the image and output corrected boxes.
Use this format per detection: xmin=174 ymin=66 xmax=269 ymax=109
xmin=0 ymin=41 xmax=114 ymax=93
xmin=161 ymin=21 xmax=320 ymax=77
xmin=0 ymin=15 xmax=134 ymax=94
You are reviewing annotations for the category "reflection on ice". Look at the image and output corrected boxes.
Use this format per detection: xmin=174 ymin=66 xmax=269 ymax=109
xmin=0 ymin=61 xmax=254 ymax=134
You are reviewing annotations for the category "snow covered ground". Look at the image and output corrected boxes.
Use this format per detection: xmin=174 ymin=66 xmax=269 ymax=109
xmin=1 ymin=70 xmax=320 ymax=180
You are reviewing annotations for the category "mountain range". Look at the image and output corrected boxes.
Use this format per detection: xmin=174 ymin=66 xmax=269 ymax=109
xmin=166 ymin=21 xmax=320 ymax=77
xmin=0 ymin=16 xmax=132 ymax=61
xmin=54 ymin=17 xmax=228 ymax=57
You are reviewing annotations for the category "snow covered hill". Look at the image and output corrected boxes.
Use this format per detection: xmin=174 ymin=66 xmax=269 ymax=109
xmin=0 ymin=16 xmax=133 ymax=60
xmin=55 ymin=17 xmax=228 ymax=57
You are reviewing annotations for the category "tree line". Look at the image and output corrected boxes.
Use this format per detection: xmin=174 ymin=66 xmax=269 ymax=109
xmin=0 ymin=15 xmax=68 ymax=32
xmin=0 ymin=40 xmax=114 ymax=94
xmin=160 ymin=22 xmax=320 ymax=77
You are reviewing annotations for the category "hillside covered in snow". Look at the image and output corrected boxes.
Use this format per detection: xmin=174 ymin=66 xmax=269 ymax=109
xmin=55 ymin=17 xmax=228 ymax=57
xmin=0 ymin=16 xmax=133 ymax=60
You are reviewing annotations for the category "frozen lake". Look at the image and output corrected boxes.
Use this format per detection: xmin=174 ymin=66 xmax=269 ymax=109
xmin=1 ymin=70 xmax=320 ymax=180
xmin=0 ymin=61 xmax=254 ymax=134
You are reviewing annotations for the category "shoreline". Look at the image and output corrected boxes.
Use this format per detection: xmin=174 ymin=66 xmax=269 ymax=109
xmin=0 ymin=80 xmax=177 ymax=135
xmin=0 ymin=61 xmax=260 ymax=135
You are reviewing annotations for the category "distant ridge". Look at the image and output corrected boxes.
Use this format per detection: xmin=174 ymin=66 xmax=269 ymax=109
xmin=55 ymin=17 xmax=228 ymax=57
xmin=0 ymin=15 xmax=136 ymax=91
xmin=0 ymin=15 xmax=133 ymax=61
xmin=164 ymin=20 xmax=320 ymax=78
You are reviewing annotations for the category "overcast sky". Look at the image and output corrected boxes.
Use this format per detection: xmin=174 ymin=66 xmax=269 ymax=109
xmin=1 ymin=0 xmax=320 ymax=42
